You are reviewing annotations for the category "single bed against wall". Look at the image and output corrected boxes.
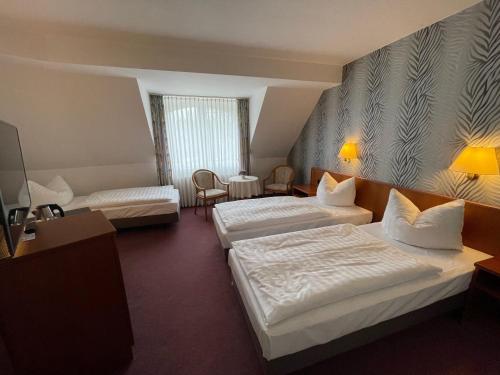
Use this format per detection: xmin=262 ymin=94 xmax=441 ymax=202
xmin=229 ymin=167 xmax=500 ymax=375
xmin=213 ymin=173 xmax=374 ymax=249
xmin=63 ymin=186 xmax=180 ymax=229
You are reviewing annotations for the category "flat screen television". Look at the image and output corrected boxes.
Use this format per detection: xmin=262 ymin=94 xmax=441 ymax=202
xmin=0 ymin=120 xmax=31 ymax=257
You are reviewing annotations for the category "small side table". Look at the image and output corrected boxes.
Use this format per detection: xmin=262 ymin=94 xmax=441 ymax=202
xmin=470 ymin=257 xmax=500 ymax=300
xmin=229 ymin=176 xmax=261 ymax=199
xmin=464 ymin=257 xmax=500 ymax=319
xmin=292 ymin=184 xmax=317 ymax=197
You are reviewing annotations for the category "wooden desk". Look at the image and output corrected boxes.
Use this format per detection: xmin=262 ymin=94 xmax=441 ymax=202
xmin=292 ymin=184 xmax=317 ymax=197
xmin=0 ymin=211 xmax=133 ymax=374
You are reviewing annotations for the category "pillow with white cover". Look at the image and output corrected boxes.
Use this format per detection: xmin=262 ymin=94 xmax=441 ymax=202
xmin=381 ymin=188 xmax=465 ymax=250
xmin=316 ymin=173 xmax=356 ymax=207
xmin=27 ymin=176 xmax=74 ymax=207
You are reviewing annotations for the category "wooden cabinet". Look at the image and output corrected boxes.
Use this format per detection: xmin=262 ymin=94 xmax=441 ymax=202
xmin=0 ymin=211 xmax=133 ymax=374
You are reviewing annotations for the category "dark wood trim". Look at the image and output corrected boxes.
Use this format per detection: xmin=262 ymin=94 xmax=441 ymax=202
xmin=231 ymin=273 xmax=465 ymax=375
xmin=292 ymin=184 xmax=317 ymax=197
xmin=109 ymin=212 xmax=179 ymax=229
xmin=310 ymin=167 xmax=500 ymax=256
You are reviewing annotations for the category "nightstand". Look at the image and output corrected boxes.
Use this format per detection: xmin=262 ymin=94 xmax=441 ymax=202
xmin=470 ymin=257 xmax=500 ymax=300
xmin=464 ymin=257 xmax=500 ymax=319
xmin=292 ymin=184 xmax=317 ymax=197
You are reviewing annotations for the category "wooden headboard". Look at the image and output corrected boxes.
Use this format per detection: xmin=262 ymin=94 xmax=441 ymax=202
xmin=311 ymin=167 xmax=500 ymax=256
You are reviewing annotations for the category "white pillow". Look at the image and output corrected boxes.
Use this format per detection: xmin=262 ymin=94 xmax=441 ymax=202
xmin=316 ymin=173 xmax=356 ymax=207
xmin=382 ymin=189 xmax=465 ymax=250
xmin=27 ymin=176 xmax=74 ymax=207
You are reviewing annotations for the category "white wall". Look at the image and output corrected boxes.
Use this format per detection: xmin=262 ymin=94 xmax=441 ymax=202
xmin=250 ymin=156 xmax=287 ymax=181
xmin=0 ymin=59 xmax=157 ymax=195
xmin=249 ymin=87 xmax=267 ymax=141
xmin=251 ymin=87 xmax=324 ymax=158
xmin=27 ymin=163 xmax=157 ymax=196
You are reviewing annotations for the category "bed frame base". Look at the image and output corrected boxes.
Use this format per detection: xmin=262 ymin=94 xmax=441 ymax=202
xmin=109 ymin=212 xmax=179 ymax=229
xmin=231 ymin=275 xmax=466 ymax=375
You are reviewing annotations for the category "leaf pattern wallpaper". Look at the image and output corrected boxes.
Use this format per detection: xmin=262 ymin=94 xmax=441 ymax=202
xmin=288 ymin=0 xmax=500 ymax=207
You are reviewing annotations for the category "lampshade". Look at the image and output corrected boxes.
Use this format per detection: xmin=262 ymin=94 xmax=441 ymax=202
xmin=450 ymin=147 xmax=499 ymax=177
xmin=339 ymin=143 xmax=358 ymax=160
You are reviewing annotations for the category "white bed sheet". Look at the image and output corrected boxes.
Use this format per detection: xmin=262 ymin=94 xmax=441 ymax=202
xmin=228 ymin=222 xmax=491 ymax=360
xmin=62 ymin=189 xmax=180 ymax=220
xmin=214 ymin=196 xmax=372 ymax=248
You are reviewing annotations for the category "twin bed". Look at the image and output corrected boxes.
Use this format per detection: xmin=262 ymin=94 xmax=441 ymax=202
xmin=213 ymin=195 xmax=372 ymax=248
xmin=62 ymin=185 xmax=180 ymax=228
xmin=218 ymin=168 xmax=499 ymax=374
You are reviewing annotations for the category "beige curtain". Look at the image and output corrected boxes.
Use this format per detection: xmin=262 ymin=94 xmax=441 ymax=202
xmin=150 ymin=95 xmax=173 ymax=186
xmin=237 ymin=98 xmax=250 ymax=174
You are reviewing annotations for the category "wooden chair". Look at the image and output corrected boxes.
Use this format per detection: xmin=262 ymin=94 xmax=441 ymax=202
xmin=192 ymin=169 xmax=230 ymax=221
xmin=263 ymin=165 xmax=295 ymax=196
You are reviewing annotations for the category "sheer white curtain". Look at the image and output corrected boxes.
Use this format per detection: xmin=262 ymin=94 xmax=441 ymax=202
xmin=163 ymin=96 xmax=240 ymax=207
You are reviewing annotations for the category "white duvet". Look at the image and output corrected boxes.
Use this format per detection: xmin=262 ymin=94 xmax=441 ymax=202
xmin=232 ymin=224 xmax=442 ymax=326
xmin=84 ymin=186 xmax=175 ymax=209
xmin=215 ymin=196 xmax=331 ymax=231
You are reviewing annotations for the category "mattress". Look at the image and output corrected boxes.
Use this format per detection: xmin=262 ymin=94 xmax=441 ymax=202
xmin=228 ymin=222 xmax=491 ymax=360
xmin=214 ymin=196 xmax=372 ymax=248
xmin=63 ymin=189 xmax=180 ymax=220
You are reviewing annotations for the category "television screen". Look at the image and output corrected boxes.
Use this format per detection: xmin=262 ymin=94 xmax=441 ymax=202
xmin=0 ymin=120 xmax=31 ymax=256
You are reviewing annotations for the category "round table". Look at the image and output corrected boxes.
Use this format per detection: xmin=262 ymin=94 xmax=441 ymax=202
xmin=229 ymin=175 xmax=260 ymax=199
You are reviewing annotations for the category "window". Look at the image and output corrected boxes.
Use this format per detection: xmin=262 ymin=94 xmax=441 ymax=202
xmin=163 ymin=95 xmax=240 ymax=206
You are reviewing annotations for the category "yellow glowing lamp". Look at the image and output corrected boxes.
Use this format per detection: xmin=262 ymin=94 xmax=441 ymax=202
xmin=339 ymin=142 xmax=359 ymax=162
xmin=450 ymin=146 xmax=499 ymax=180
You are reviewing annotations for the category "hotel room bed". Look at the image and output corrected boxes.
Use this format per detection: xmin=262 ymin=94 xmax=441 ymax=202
xmin=62 ymin=186 xmax=180 ymax=228
xmin=213 ymin=196 xmax=372 ymax=249
xmin=228 ymin=220 xmax=493 ymax=374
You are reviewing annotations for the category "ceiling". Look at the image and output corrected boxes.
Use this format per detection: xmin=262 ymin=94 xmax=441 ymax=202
xmin=0 ymin=55 xmax=335 ymax=99
xmin=0 ymin=0 xmax=480 ymax=65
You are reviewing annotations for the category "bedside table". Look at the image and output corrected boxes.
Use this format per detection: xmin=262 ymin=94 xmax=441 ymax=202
xmin=292 ymin=184 xmax=317 ymax=197
xmin=470 ymin=257 xmax=500 ymax=300
xmin=464 ymin=257 xmax=500 ymax=320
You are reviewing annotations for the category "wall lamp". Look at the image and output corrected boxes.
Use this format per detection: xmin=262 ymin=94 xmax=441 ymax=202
xmin=449 ymin=146 xmax=499 ymax=180
xmin=338 ymin=142 xmax=359 ymax=163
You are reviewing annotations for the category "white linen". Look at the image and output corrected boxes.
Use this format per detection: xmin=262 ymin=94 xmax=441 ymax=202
xmin=213 ymin=196 xmax=373 ymax=248
xmin=27 ymin=176 xmax=74 ymax=207
xmin=228 ymin=222 xmax=491 ymax=360
xmin=84 ymin=186 xmax=175 ymax=209
xmin=382 ymin=189 xmax=465 ymax=250
xmin=229 ymin=175 xmax=260 ymax=199
xmin=63 ymin=189 xmax=180 ymax=220
xmin=232 ymin=224 xmax=441 ymax=326
xmin=215 ymin=196 xmax=333 ymax=231
xmin=316 ymin=173 xmax=356 ymax=206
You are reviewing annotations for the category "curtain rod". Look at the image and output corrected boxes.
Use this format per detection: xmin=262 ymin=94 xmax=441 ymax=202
xmin=149 ymin=92 xmax=250 ymax=100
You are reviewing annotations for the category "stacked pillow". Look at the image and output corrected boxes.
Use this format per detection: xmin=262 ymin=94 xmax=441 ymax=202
xmin=26 ymin=176 xmax=74 ymax=207
xmin=382 ymin=189 xmax=465 ymax=250
xmin=316 ymin=173 xmax=356 ymax=206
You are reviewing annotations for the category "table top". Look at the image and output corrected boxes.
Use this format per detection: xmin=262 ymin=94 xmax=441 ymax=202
xmin=475 ymin=257 xmax=500 ymax=277
xmin=293 ymin=184 xmax=317 ymax=195
xmin=229 ymin=175 xmax=259 ymax=182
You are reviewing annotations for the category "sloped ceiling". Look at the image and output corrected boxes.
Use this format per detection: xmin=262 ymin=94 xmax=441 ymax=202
xmin=251 ymin=87 xmax=325 ymax=158
xmin=0 ymin=59 xmax=155 ymax=171
xmin=0 ymin=0 xmax=480 ymax=65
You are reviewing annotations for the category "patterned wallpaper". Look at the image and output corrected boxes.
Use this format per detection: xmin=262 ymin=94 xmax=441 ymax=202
xmin=288 ymin=0 xmax=500 ymax=207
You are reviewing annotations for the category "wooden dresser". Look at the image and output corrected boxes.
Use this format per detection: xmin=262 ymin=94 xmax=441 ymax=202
xmin=0 ymin=211 xmax=134 ymax=375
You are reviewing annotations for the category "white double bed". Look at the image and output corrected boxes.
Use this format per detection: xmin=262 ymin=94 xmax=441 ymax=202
xmin=213 ymin=196 xmax=372 ymax=248
xmin=62 ymin=186 xmax=180 ymax=226
xmin=228 ymin=222 xmax=491 ymax=362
